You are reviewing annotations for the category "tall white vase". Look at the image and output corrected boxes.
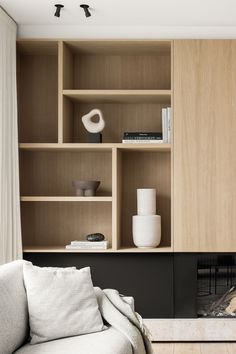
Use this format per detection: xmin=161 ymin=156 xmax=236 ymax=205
xmin=132 ymin=188 xmax=161 ymax=248
xmin=137 ymin=189 xmax=156 ymax=215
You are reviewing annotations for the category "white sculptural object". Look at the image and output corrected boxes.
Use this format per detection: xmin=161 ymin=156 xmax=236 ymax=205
xmin=81 ymin=109 xmax=105 ymax=134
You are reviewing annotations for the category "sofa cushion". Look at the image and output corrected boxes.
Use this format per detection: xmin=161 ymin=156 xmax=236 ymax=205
xmin=14 ymin=327 xmax=132 ymax=354
xmin=0 ymin=260 xmax=28 ymax=354
xmin=23 ymin=263 xmax=104 ymax=344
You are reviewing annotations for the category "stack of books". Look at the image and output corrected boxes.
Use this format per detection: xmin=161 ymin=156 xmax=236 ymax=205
xmin=122 ymin=107 xmax=172 ymax=144
xmin=122 ymin=132 xmax=163 ymax=144
xmin=65 ymin=240 xmax=108 ymax=250
xmin=162 ymin=107 xmax=172 ymax=143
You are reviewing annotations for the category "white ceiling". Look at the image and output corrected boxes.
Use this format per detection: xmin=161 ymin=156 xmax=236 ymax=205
xmin=1 ymin=0 xmax=236 ymax=26
xmin=1 ymin=0 xmax=236 ymax=38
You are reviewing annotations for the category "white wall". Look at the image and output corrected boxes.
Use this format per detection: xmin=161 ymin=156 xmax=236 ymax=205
xmin=18 ymin=25 xmax=236 ymax=39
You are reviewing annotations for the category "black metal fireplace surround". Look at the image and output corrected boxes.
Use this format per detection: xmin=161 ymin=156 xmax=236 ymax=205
xmin=23 ymin=253 xmax=236 ymax=318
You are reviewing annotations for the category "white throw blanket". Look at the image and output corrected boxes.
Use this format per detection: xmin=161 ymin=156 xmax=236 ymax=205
xmin=94 ymin=288 xmax=153 ymax=354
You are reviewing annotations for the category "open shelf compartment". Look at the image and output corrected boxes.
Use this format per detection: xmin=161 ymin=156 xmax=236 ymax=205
xmin=116 ymin=149 xmax=172 ymax=251
xmin=17 ymin=41 xmax=59 ymax=143
xmin=62 ymin=40 xmax=171 ymax=90
xmin=62 ymin=97 xmax=171 ymax=144
xmin=21 ymin=202 xmax=112 ymax=251
xmin=20 ymin=150 xmax=112 ymax=197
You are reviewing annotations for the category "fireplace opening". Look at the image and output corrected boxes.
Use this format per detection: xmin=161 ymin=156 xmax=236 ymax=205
xmin=197 ymin=255 xmax=236 ymax=317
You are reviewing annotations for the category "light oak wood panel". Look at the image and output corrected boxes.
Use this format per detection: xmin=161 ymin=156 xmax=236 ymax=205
xmin=152 ymin=343 xmax=174 ymax=354
xmin=17 ymin=53 xmax=58 ymax=143
xmin=200 ymin=343 xmax=232 ymax=354
xmin=63 ymin=43 xmax=74 ymax=89
xmin=120 ymin=151 xmax=171 ymax=249
xmin=21 ymin=202 xmax=112 ymax=247
xmin=72 ymin=55 xmax=171 ymax=90
xmin=63 ymin=90 xmax=171 ymax=103
xmin=174 ymin=40 xmax=236 ymax=252
xmin=20 ymin=151 xmax=112 ymax=196
xmin=59 ymin=43 xmax=74 ymax=142
xmin=62 ymin=96 xmax=74 ymax=143
xmin=152 ymin=343 xmax=236 ymax=354
xmin=65 ymin=40 xmax=171 ymax=55
xmin=72 ymin=102 xmax=168 ymax=143
xmin=227 ymin=343 xmax=236 ymax=354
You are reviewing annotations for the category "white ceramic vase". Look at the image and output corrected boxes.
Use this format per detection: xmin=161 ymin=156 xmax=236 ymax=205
xmin=137 ymin=188 xmax=156 ymax=215
xmin=132 ymin=188 xmax=161 ymax=248
xmin=132 ymin=215 xmax=161 ymax=248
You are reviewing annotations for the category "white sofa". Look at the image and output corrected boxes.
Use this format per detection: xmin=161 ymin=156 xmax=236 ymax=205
xmin=0 ymin=261 xmax=132 ymax=354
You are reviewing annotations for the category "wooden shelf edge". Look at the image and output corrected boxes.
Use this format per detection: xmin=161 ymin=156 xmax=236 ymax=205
xmin=20 ymin=196 xmax=113 ymax=202
xmin=63 ymin=89 xmax=172 ymax=103
xmin=19 ymin=143 xmax=171 ymax=152
xmin=63 ymin=89 xmax=171 ymax=94
xmin=117 ymin=247 xmax=173 ymax=253
xmin=23 ymin=246 xmax=115 ymax=253
xmin=23 ymin=246 xmax=173 ymax=253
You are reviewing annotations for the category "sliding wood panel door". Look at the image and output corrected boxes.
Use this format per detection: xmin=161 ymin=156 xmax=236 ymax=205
xmin=174 ymin=40 xmax=236 ymax=252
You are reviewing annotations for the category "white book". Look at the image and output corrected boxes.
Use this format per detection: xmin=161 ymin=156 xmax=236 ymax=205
xmin=122 ymin=139 xmax=164 ymax=144
xmin=71 ymin=240 xmax=107 ymax=246
xmin=162 ymin=108 xmax=168 ymax=143
xmin=167 ymin=107 xmax=172 ymax=143
xmin=66 ymin=242 xmax=108 ymax=250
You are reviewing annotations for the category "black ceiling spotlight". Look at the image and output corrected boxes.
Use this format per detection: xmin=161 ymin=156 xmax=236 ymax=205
xmin=54 ymin=4 xmax=64 ymax=17
xmin=80 ymin=4 xmax=91 ymax=17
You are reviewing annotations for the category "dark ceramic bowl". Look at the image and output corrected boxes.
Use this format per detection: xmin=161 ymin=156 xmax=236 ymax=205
xmin=72 ymin=180 xmax=100 ymax=196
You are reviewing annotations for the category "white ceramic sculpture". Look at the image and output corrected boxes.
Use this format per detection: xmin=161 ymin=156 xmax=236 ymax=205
xmin=132 ymin=188 xmax=161 ymax=248
xmin=81 ymin=109 xmax=105 ymax=134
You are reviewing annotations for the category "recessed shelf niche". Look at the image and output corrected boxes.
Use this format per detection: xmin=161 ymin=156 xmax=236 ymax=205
xmin=21 ymin=202 xmax=112 ymax=249
xmin=117 ymin=150 xmax=171 ymax=251
xmin=63 ymin=100 xmax=171 ymax=144
xmin=62 ymin=41 xmax=171 ymax=90
xmin=17 ymin=41 xmax=58 ymax=143
xmin=20 ymin=151 xmax=112 ymax=197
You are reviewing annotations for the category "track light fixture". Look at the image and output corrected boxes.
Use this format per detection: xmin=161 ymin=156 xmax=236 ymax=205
xmin=54 ymin=4 xmax=64 ymax=17
xmin=80 ymin=4 xmax=91 ymax=17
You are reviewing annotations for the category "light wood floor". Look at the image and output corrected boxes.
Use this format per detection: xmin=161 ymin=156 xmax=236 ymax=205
xmin=152 ymin=342 xmax=236 ymax=354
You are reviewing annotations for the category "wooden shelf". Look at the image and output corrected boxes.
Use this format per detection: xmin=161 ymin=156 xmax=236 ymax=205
xmin=23 ymin=246 xmax=172 ymax=253
xmin=23 ymin=246 xmax=114 ymax=253
xmin=19 ymin=143 xmax=171 ymax=152
xmin=117 ymin=247 xmax=172 ymax=253
xmin=20 ymin=196 xmax=112 ymax=202
xmin=63 ymin=90 xmax=171 ymax=103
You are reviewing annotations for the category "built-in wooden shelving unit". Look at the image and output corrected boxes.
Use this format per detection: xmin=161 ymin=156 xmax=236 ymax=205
xmin=17 ymin=39 xmax=172 ymax=253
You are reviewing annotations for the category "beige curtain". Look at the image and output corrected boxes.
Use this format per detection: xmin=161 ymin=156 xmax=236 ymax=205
xmin=0 ymin=8 xmax=22 ymax=264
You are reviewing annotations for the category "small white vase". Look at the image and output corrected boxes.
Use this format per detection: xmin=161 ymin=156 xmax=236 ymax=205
xmin=132 ymin=215 xmax=161 ymax=248
xmin=137 ymin=188 xmax=156 ymax=216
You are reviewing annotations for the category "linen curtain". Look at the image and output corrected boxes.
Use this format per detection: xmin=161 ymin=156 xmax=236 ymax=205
xmin=0 ymin=8 xmax=22 ymax=264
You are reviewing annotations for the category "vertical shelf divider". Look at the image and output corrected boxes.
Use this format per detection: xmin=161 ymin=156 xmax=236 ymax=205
xmin=58 ymin=41 xmax=63 ymax=143
xmin=112 ymin=147 xmax=122 ymax=250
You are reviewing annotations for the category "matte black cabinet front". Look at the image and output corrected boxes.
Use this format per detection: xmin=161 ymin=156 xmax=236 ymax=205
xmin=24 ymin=253 xmax=174 ymax=318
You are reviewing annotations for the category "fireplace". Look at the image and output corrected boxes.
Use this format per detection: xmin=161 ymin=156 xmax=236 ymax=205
xmin=197 ymin=254 xmax=236 ymax=317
